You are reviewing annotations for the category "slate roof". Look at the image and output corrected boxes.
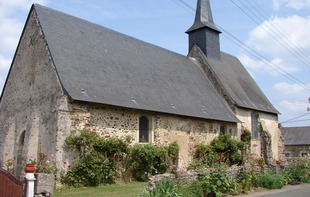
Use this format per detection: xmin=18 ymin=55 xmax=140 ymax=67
xmin=204 ymin=53 xmax=280 ymax=114
xmin=32 ymin=4 xmax=239 ymax=123
xmin=282 ymin=127 xmax=310 ymax=145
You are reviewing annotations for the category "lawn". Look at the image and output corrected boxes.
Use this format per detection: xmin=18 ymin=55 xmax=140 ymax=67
xmin=54 ymin=182 xmax=147 ymax=197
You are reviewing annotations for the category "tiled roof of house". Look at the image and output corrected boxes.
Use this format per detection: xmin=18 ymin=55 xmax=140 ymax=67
xmin=282 ymin=127 xmax=310 ymax=145
xmin=32 ymin=4 xmax=239 ymax=123
xmin=205 ymin=53 xmax=280 ymax=114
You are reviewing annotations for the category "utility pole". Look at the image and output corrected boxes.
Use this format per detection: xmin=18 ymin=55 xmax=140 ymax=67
xmin=308 ymin=97 xmax=310 ymax=111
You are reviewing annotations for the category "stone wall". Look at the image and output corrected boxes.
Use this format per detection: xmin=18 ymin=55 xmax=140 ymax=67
xmin=284 ymin=145 xmax=310 ymax=158
xmin=236 ymin=108 xmax=283 ymax=161
xmin=61 ymin=101 xmax=237 ymax=168
xmin=0 ymin=10 xmax=63 ymax=176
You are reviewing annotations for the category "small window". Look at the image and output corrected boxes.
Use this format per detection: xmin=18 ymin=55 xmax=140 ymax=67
xmin=220 ymin=126 xmax=226 ymax=135
xmin=284 ymin=152 xmax=291 ymax=158
xmin=139 ymin=116 xmax=149 ymax=143
xmin=251 ymin=112 xmax=259 ymax=139
xmin=301 ymin=152 xmax=309 ymax=157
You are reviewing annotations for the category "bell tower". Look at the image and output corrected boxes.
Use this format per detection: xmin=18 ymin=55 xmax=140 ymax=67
xmin=186 ymin=0 xmax=221 ymax=60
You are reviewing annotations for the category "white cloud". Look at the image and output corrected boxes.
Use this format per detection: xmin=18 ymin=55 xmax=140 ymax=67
xmin=273 ymin=0 xmax=310 ymax=10
xmin=247 ymin=15 xmax=310 ymax=57
xmin=273 ymin=82 xmax=310 ymax=125
xmin=242 ymin=14 xmax=310 ymax=83
xmin=0 ymin=18 xmax=23 ymax=55
xmin=238 ymin=54 xmax=298 ymax=77
xmin=273 ymin=82 xmax=308 ymax=94
xmin=279 ymin=100 xmax=308 ymax=111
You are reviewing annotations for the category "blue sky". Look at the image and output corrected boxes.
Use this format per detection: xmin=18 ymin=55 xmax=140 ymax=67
xmin=0 ymin=0 xmax=310 ymax=127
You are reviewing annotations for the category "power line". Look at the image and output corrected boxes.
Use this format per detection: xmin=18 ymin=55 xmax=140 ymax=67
xmin=247 ymin=0 xmax=310 ymax=60
xmin=233 ymin=0 xmax=310 ymax=70
xmin=280 ymin=112 xmax=310 ymax=123
xmin=219 ymin=27 xmax=310 ymax=91
xmin=171 ymin=0 xmax=194 ymax=13
xmin=172 ymin=0 xmax=310 ymax=92
xmin=281 ymin=118 xmax=310 ymax=124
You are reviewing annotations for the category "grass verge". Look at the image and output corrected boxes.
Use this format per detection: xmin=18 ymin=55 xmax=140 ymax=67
xmin=54 ymin=182 xmax=147 ymax=197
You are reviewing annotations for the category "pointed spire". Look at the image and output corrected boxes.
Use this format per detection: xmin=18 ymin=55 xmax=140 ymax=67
xmin=186 ymin=0 xmax=221 ymax=60
xmin=186 ymin=0 xmax=221 ymax=33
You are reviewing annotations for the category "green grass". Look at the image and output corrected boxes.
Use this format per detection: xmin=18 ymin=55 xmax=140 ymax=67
xmin=54 ymin=182 xmax=147 ymax=197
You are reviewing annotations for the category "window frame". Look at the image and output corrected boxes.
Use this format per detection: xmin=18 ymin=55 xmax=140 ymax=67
xmin=300 ymin=151 xmax=309 ymax=157
xmin=138 ymin=116 xmax=150 ymax=143
xmin=251 ymin=112 xmax=259 ymax=140
xmin=284 ymin=152 xmax=291 ymax=158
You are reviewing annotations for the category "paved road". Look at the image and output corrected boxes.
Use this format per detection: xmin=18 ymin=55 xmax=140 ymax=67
xmin=243 ymin=184 xmax=310 ymax=197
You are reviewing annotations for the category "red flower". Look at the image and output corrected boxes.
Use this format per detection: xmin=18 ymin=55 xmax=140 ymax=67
xmin=68 ymin=165 xmax=72 ymax=169
xmin=63 ymin=161 xmax=67 ymax=165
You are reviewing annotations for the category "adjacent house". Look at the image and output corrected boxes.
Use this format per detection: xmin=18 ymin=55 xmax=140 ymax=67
xmin=0 ymin=0 xmax=283 ymax=176
xmin=282 ymin=127 xmax=310 ymax=158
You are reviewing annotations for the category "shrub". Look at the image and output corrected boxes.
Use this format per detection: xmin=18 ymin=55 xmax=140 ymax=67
xmin=257 ymin=172 xmax=285 ymax=189
xmin=128 ymin=144 xmax=169 ymax=181
xmin=62 ymin=153 xmax=117 ymax=187
xmin=189 ymin=164 xmax=239 ymax=196
xmin=65 ymin=130 xmax=98 ymax=158
xmin=168 ymin=141 xmax=179 ymax=165
xmin=63 ymin=130 xmax=129 ymax=186
xmin=95 ymin=137 xmax=129 ymax=158
xmin=195 ymin=144 xmax=216 ymax=166
xmin=210 ymin=134 xmax=244 ymax=165
xmin=241 ymin=129 xmax=251 ymax=146
xmin=282 ymin=159 xmax=310 ymax=184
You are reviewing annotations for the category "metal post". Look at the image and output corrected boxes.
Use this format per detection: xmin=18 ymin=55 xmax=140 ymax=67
xmin=25 ymin=172 xmax=36 ymax=197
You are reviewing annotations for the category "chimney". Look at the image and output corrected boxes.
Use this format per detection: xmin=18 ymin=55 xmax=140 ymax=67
xmin=186 ymin=0 xmax=221 ymax=60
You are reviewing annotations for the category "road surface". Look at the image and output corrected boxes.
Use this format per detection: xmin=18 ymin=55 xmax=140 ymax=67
xmin=237 ymin=184 xmax=310 ymax=197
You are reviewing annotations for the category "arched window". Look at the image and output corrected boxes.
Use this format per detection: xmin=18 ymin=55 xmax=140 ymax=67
xmin=139 ymin=116 xmax=149 ymax=142
xmin=251 ymin=112 xmax=259 ymax=139
xmin=220 ymin=125 xmax=226 ymax=135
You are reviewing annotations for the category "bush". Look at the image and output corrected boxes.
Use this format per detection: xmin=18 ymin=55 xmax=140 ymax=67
xmin=210 ymin=134 xmax=244 ymax=165
xmin=190 ymin=135 xmax=244 ymax=169
xmin=62 ymin=153 xmax=117 ymax=187
xmin=95 ymin=137 xmax=129 ymax=158
xmin=282 ymin=159 xmax=310 ymax=184
xmin=241 ymin=129 xmax=251 ymax=146
xmin=63 ymin=130 xmax=129 ymax=187
xmin=65 ymin=130 xmax=98 ymax=158
xmin=189 ymin=164 xmax=239 ymax=196
xmin=168 ymin=141 xmax=179 ymax=163
xmin=257 ymin=172 xmax=285 ymax=189
xmin=195 ymin=144 xmax=216 ymax=166
xmin=128 ymin=144 xmax=169 ymax=181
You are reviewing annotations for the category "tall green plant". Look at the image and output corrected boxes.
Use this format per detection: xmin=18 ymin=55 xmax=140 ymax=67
xmin=257 ymin=172 xmax=285 ymax=189
xmin=189 ymin=164 xmax=239 ymax=196
xmin=194 ymin=144 xmax=216 ymax=167
xmin=65 ymin=130 xmax=98 ymax=158
xmin=62 ymin=153 xmax=118 ymax=187
xmin=128 ymin=144 xmax=169 ymax=181
xmin=210 ymin=134 xmax=244 ymax=165
xmin=241 ymin=129 xmax=251 ymax=146
xmin=63 ymin=130 xmax=129 ymax=186
xmin=168 ymin=141 xmax=179 ymax=162
xmin=140 ymin=179 xmax=182 ymax=197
